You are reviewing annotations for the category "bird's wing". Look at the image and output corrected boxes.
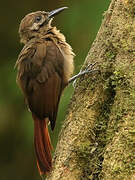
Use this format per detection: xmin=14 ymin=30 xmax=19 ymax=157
xmin=16 ymin=40 xmax=65 ymax=130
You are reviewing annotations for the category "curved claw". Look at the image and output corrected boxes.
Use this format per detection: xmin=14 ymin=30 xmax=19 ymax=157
xmin=69 ymin=62 xmax=98 ymax=87
xmin=85 ymin=62 xmax=97 ymax=71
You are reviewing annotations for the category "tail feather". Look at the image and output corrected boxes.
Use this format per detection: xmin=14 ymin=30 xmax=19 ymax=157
xmin=33 ymin=114 xmax=52 ymax=175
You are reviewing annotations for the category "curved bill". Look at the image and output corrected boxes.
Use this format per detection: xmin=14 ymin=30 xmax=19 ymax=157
xmin=48 ymin=7 xmax=68 ymax=18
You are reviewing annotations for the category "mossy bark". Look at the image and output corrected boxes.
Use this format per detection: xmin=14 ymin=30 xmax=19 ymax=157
xmin=46 ymin=0 xmax=135 ymax=179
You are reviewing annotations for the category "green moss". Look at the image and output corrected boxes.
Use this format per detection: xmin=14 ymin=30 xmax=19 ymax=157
xmin=110 ymin=69 xmax=129 ymax=88
xmin=123 ymin=0 xmax=135 ymax=15
xmin=105 ymin=50 xmax=116 ymax=61
xmin=54 ymin=1 xmax=135 ymax=178
xmin=75 ymin=140 xmax=99 ymax=180
xmin=105 ymin=45 xmax=117 ymax=62
xmin=100 ymin=58 xmax=135 ymax=178
xmin=74 ymin=46 xmax=135 ymax=179
xmin=73 ymin=71 xmax=117 ymax=179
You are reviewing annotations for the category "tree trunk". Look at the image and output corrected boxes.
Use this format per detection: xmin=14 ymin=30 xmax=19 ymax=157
xmin=46 ymin=0 xmax=135 ymax=179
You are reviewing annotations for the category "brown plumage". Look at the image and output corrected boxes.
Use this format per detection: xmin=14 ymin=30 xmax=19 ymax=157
xmin=15 ymin=7 xmax=74 ymax=176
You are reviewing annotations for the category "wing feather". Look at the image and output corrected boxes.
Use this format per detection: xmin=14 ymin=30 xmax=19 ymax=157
xmin=16 ymin=40 xmax=64 ymax=130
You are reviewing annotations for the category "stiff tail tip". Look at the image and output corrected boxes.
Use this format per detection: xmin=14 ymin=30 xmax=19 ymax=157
xmin=33 ymin=114 xmax=53 ymax=176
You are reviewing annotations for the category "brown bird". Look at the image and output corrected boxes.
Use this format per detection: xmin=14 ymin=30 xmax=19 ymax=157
xmin=15 ymin=7 xmax=74 ymax=176
xmin=15 ymin=7 xmax=96 ymax=176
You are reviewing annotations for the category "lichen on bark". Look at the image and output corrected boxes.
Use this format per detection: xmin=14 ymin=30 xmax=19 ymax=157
xmin=46 ymin=0 xmax=135 ymax=179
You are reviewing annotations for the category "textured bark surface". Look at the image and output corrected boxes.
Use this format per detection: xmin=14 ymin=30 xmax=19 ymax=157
xmin=46 ymin=0 xmax=135 ymax=179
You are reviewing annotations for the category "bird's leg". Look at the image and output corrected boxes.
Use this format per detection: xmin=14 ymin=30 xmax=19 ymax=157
xmin=68 ymin=62 xmax=98 ymax=86
xmin=41 ymin=175 xmax=45 ymax=180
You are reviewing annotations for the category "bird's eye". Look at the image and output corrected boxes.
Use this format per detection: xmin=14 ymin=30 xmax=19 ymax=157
xmin=35 ymin=16 xmax=42 ymax=22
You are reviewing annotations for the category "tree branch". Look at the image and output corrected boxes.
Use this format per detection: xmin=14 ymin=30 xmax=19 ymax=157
xmin=46 ymin=0 xmax=135 ymax=179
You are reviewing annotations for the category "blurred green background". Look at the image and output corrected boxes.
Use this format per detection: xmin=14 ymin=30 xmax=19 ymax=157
xmin=0 ymin=0 xmax=110 ymax=179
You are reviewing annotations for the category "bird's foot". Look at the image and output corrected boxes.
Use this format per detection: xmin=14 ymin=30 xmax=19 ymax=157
xmin=41 ymin=174 xmax=45 ymax=179
xmin=69 ymin=62 xmax=98 ymax=87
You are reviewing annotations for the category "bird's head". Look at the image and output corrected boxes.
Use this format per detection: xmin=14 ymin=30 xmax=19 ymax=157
xmin=19 ymin=7 xmax=68 ymax=44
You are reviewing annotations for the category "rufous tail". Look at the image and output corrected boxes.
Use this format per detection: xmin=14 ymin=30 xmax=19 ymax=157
xmin=32 ymin=114 xmax=52 ymax=176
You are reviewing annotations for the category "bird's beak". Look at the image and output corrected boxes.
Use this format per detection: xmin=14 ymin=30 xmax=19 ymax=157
xmin=48 ymin=7 xmax=68 ymax=18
